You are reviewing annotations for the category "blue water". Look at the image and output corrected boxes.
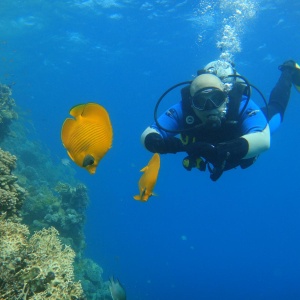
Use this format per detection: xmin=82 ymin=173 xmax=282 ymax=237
xmin=1 ymin=0 xmax=300 ymax=299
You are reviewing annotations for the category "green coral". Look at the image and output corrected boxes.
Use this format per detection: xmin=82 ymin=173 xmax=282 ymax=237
xmin=0 ymin=218 xmax=84 ymax=299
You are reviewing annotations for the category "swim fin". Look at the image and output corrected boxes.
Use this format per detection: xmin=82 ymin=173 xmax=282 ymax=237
xmin=292 ymin=62 xmax=300 ymax=92
xmin=279 ymin=60 xmax=300 ymax=92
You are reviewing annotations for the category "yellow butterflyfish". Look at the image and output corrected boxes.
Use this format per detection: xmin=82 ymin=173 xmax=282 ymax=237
xmin=134 ymin=153 xmax=160 ymax=202
xmin=61 ymin=102 xmax=113 ymax=174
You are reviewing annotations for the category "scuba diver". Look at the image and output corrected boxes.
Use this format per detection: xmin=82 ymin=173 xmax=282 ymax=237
xmin=140 ymin=60 xmax=300 ymax=181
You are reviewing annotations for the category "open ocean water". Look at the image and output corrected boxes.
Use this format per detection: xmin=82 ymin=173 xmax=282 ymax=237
xmin=1 ymin=0 xmax=300 ymax=299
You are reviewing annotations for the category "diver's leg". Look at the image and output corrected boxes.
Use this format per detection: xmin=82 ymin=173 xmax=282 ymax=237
xmin=262 ymin=61 xmax=294 ymax=133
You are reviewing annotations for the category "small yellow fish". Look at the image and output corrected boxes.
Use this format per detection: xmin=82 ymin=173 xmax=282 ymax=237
xmin=134 ymin=153 xmax=160 ymax=202
xmin=61 ymin=102 xmax=113 ymax=174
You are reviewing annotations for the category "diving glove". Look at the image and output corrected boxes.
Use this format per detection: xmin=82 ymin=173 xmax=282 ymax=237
xmin=144 ymin=133 xmax=185 ymax=154
xmin=279 ymin=60 xmax=300 ymax=92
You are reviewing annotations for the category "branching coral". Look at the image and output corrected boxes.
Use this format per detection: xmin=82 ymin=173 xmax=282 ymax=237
xmin=0 ymin=218 xmax=85 ymax=299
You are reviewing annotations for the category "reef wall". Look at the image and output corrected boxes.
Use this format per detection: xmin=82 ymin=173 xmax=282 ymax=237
xmin=0 ymin=147 xmax=26 ymax=221
xmin=0 ymin=83 xmax=18 ymax=141
xmin=0 ymin=84 xmax=112 ymax=299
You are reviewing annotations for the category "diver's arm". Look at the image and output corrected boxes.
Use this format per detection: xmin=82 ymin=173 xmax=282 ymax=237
xmin=223 ymin=98 xmax=270 ymax=163
xmin=185 ymin=137 xmax=249 ymax=167
xmin=141 ymin=127 xmax=185 ymax=154
xmin=185 ymin=128 xmax=269 ymax=181
xmin=186 ymin=103 xmax=270 ymax=166
xmin=240 ymin=124 xmax=270 ymax=159
xmin=209 ymin=124 xmax=270 ymax=165
xmin=141 ymin=103 xmax=185 ymax=154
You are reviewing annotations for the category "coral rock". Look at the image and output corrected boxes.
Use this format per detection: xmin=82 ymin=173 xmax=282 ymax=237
xmin=0 ymin=219 xmax=85 ymax=299
xmin=0 ymin=148 xmax=26 ymax=221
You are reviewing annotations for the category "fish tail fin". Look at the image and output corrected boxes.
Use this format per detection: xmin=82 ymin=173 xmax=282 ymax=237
xmin=134 ymin=195 xmax=149 ymax=202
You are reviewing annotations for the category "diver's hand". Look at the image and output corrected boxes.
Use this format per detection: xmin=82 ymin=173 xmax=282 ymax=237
xmin=185 ymin=142 xmax=225 ymax=167
xmin=184 ymin=142 xmax=216 ymax=160
xmin=183 ymin=143 xmax=228 ymax=181
xmin=185 ymin=142 xmax=234 ymax=167
xmin=182 ymin=156 xmax=206 ymax=171
xmin=144 ymin=133 xmax=185 ymax=154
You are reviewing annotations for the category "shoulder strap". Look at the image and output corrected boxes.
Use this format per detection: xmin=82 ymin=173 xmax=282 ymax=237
xmin=226 ymin=83 xmax=245 ymax=124
xmin=181 ymin=85 xmax=199 ymax=124
xmin=181 ymin=85 xmax=192 ymax=112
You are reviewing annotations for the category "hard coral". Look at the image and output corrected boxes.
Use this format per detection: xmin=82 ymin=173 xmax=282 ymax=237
xmin=22 ymin=182 xmax=88 ymax=255
xmin=0 ymin=84 xmax=18 ymax=141
xmin=0 ymin=218 xmax=85 ymax=299
xmin=0 ymin=146 xmax=16 ymax=174
xmin=0 ymin=148 xmax=26 ymax=221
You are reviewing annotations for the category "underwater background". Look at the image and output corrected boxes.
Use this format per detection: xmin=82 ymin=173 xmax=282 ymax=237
xmin=0 ymin=0 xmax=300 ymax=299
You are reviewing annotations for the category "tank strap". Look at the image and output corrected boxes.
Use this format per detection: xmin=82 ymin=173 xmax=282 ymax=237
xmin=226 ymin=83 xmax=245 ymax=124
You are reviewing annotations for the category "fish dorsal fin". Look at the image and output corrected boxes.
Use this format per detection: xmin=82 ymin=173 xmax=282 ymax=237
xmin=77 ymin=103 xmax=111 ymax=122
xmin=69 ymin=104 xmax=86 ymax=118
xmin=140 ymin=166 xmax=148 ymax=172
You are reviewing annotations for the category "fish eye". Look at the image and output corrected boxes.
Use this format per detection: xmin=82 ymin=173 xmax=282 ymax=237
xmin=83 ymin=154 xmax=94 ymax=167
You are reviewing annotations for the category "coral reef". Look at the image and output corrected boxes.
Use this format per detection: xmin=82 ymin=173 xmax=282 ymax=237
xmin=0 ymin=84 xmax=112 ymax=299
xmin=0 ymin=217 xmax=84 ymax=299
xmin=0 ymin=84 xmax=18 ymax=141
xmin=75 ymin=259 xmax=112 ymax=300
xmin=1 ymin=121 xmax=77 ymax=188
xmin=22 ymin=182 xmax=89 ymax=256
xmin=0 ymin=147 xmax=26 ymax=221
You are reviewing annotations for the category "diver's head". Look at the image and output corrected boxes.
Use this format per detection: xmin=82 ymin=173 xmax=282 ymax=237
xmin=190 ymin=74 xmax=228 ymax=130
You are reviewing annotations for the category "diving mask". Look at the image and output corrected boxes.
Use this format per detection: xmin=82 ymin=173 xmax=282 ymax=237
xmin=192 ymin=88 xmax=226 ymax=111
